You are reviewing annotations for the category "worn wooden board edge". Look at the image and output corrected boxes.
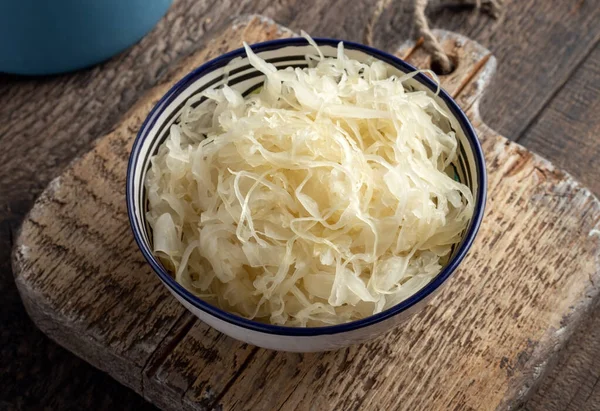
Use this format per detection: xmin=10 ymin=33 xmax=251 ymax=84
xmin=153 ymin=35 xmax=600 ymax=405
xmin=11 ymin=14 xmax=600 ymax=411
xmin=395 ymin=33 xmax=600 ymax=409
xmin=473 ymin=124 xmax=600 ymax=410
xmin=462 ymin=51 xmax=600 ymax=406
xmin=9 ymin=14 xmax=295 ymax=395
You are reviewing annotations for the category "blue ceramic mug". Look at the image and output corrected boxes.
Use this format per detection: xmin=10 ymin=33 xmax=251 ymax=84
xmin=0 ymin=0 xmax=172 ymax=75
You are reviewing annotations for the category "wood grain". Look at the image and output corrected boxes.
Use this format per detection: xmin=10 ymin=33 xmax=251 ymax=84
xmin=522 ymin=40 xmax=600 ymax=411
xmin=2 ymin=0 xmax=600 ymax=408
xmin=519 ymin=42 xmax=600 ymax=201
xmin=11 ymin=16 xmax=600 ymax=411
xmin=3 ymin=0 xmax=599 ymax=222
xmin=0 ymin=1 xmax=403 ymax=408
xmin=415 ymin=0 xmax=600 ymax=140
xmin=10 ymin=16 xmax=294 ymax=395
xmin=526 ymin=304 xmax=600 ymax=411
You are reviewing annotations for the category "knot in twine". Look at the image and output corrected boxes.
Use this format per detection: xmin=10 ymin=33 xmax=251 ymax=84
xmin=414 ymin=0 xmax=503 ymax=74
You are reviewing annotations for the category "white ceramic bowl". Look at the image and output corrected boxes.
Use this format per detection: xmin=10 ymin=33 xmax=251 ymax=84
xmin=127 ymin=37 xmax=487 ymax=352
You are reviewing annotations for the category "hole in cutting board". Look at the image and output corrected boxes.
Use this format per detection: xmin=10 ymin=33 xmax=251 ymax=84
xmin=431 ymin=53 xmax=458 ymax=75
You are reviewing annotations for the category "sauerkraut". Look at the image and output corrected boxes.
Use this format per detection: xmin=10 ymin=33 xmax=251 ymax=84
xmin=145 ymin=35 xmax=474 ymax=327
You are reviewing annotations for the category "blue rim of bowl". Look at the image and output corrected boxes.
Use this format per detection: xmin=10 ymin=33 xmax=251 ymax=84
xmin=126 ymin=37 xmax=487 ymax=336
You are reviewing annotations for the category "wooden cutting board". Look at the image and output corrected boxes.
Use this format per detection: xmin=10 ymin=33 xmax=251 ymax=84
xmin=12 ymin=15 xmax=600 ymax=411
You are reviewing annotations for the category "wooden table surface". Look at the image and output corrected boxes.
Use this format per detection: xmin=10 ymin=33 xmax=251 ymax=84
xmin=1 ymin=0 xmax=598 ymax=409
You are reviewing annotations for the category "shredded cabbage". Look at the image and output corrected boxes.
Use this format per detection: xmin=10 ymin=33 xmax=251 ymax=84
xmin=145 ymin=35 xmax=474 ymax=327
